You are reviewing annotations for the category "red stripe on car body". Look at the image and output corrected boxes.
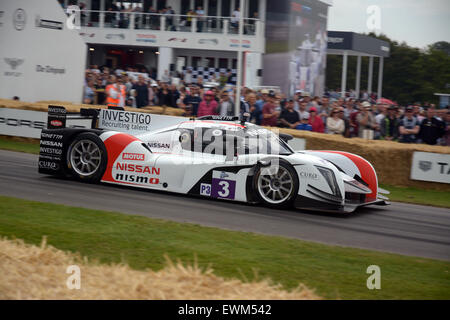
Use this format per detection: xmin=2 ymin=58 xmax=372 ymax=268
xmin=102 ymin=133 xmax=140 ymax=182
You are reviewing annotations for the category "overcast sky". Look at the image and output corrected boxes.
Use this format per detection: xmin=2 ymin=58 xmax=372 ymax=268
xmin=327 ymin=0 xmax=450 ymax=49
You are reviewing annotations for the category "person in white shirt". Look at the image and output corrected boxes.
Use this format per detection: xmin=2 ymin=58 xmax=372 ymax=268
xmin=195 ymin=6 xmax=205 ymax=32
xmin=326 ymin=108 xmax=345 ymax=134
xmin=184 ymin=69 xmax=193 ymax=85
xmin=161 ymin=70 xmax=171 ymax=84
xmin=298 ymin=100 xmax=309 ymax=121
xmin=231 ymin=8 xmax=240 ymax=32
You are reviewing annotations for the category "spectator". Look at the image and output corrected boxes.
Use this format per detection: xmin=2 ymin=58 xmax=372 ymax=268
xmin=374 ymin=104 xmax=387 ymax=139
xmin=356 ymin=101 xmax=378 ymax=138
xmin=94 ymin=78 xmax=105 ymax=104
xmin=349 ymin=103 xmax=360 ymax=137
xmin=196 ymin=75 xmax=204 ymax=88
xmin=261 ymin=92 xmax=280 ymax=127
xmin=246 ymin=93 xmax=261 ymax=125
xmin=418 ymin=107 xmax=445 ymax=145
xmin=158 ymin=83 xmax=172 ymax=107
xmin=308 ymin=107 xmax=325 ymax=133
xmin=338 ymin=107 xmax=350 ymax=137
xmin=195 ymin=6 xmax=205 ymax=32
xmin=441 ymin=110 xmax=450 ymax=146
xmin=380 ymin=105 xmax=399 ymax=141
xmin=296 ymin=114 xmax=313 ymax=131
xmin=168 ymin=84 xmax=180 ymax=108
xmin=186 ymin=9 xmax=194 ymax=28
xmin=398 ymin=106 xmax=420 ymax=143
xmin=343 ymin=99 xmax=356 ymax=118
xmin=218 ymin=72 xmax=228 ymax=88
xmin=151 ymin=82 xmax=161 ymax=105
xmin=132 ymin=75 xmax=149 ymax=108
xmin=161 ymin=69 xmax=171 ymax=84
xmin=326 ymin=108 xmax=345 ymax=135
xmin=84 ymin=79 xmax=95 ymax=104
xmin=231 ymin=7 xmax=240 ymax=32
xmin=122 ymin=74 xmax=133 ymax=94
xmin=298 ymin=100 xmax=309 ymax=120
xmin=319 ymin=97 xmax=330 ymax=115
xmin=105 ymin=75 xmax=123 ymax=108
xmin=147 ymin=6 xmax=157 ymax=29
xmin=279 ymin=100 xmax=301 ymax=129
xmin=217 ymin=90 xmax=234 ymax=116
xmin=166 ymin=6 xmax=175 ymax=31
xmin=183 ymin=85 xmax=202 ymax=116
xmin=184 ymin=69 xmax=193 ymax=85
xmin=197 ymin=90 xmax=218 ymax=117
xmin=127 ymin=89 xmax=137 ymax=107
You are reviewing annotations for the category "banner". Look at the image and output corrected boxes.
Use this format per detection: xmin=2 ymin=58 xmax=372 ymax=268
xmin=0 ymin=108 xmax=90 ymax=138
xmin=98 ymin=109 xmax=186 ymax=134
xmin=410 ymin=152 xmax=450 ymax=184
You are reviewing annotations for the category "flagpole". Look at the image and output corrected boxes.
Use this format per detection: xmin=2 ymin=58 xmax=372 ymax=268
xmin=234 ymin=0 xmax=245 ymax=117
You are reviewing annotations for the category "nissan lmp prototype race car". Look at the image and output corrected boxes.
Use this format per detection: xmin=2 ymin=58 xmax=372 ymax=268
xmin=38 ymin=106 xmax=389 ymax=213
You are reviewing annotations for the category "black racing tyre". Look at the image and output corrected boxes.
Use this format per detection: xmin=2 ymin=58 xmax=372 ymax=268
xmin=253 ymin=158 xmax=299 ymax=208
xmin=66 ymin=132 xmax=107 ymax=183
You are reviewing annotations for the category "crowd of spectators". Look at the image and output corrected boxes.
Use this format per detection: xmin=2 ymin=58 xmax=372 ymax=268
xmin=84 ymin=65 xmax=450 ymax=147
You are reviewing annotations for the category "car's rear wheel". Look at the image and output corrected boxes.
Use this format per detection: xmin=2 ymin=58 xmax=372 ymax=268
xmin=67 ymin=133 xmax=107 ymax=182
xmin=253 ymin=159 xmax=299 ymax=207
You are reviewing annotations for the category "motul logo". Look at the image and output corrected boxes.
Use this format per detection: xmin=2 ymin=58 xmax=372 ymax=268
xmin=122 ymin=153 xmax=145 ymax=161
xmin=50 ymin=120 xmax=63 ymax=127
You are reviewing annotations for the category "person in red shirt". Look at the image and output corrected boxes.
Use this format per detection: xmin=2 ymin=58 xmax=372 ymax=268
xmin=197 ymin=90 xmax=218 ymax=117
xmin=261 ymin=92 xmax=280 ymax=127
xmin=308 ymin=107 xmax=324 ymax=133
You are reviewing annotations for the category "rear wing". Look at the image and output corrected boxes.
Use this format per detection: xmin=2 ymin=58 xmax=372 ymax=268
xmin=47 ymin=105 xmax=102 ymax=130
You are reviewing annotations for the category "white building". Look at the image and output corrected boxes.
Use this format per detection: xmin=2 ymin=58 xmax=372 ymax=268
xmin=66 ymin=0 xmax=331 ymax=94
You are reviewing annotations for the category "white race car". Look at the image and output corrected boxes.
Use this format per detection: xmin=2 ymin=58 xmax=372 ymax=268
xmin=38 ymin=106 xmax=389 ymax=213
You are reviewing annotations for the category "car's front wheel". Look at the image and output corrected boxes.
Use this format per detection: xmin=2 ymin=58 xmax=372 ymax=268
xmin=253 ymin=159 xmax=299 ymax=207
xmin=66 ymin=133 xmax=107 ymax=182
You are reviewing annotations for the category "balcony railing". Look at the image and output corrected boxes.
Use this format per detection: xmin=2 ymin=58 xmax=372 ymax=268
xmin=76 ymin=10 xmax=261 ymax=36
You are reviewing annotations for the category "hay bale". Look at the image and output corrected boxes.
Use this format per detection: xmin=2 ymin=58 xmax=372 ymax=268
xmin=0 ymin=237 xmax=319 ymax=300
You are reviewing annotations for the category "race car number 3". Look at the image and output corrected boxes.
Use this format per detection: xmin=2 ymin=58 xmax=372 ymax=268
xmin=211 ymin=178 xmax=236 ymax=199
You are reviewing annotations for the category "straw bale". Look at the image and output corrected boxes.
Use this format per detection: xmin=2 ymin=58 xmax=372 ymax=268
xmin=0 ymin=237 xmax=319 ymax=300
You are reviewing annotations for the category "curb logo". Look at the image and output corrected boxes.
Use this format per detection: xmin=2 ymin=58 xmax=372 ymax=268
xmin=13 ymin=8 xmax=26 ymax=31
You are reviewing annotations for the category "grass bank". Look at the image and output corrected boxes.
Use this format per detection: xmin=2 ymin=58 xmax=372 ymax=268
xmin=0 ymin=195 xmax=448 ymax=299
xmin=380 ymin=184 xmax=450 ymax=208
xmin=0 ymin=136 xmax=39 ymax=154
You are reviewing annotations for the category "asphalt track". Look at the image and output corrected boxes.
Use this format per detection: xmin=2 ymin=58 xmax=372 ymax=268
xmin=1 ymin=150 xmax=449 ymax=261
